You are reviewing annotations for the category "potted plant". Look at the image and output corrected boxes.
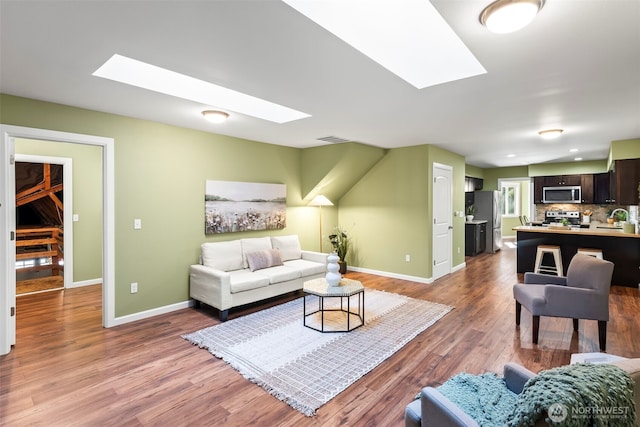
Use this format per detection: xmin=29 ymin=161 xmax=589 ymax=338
xmin=466 ymin=205 xmax=476 ymax=222
xmin=329 ymin=226 xmax=350 ymax=274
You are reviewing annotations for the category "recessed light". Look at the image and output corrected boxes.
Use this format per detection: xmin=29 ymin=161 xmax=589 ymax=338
xmin=202 ymin=110 xmax=229 ymax=124
xmin=574 ymin=157 xmax=583 ymax=161
xmin=506 ymin=154 xmax=516 ymax=158
xmin=283 ymin=0 xmax=486 ymax=89
xmin=569 ymin=148 xmax=579 ymax=152
xmin=538 ymin=129 xmax=564 ymax=139
xmin=480 ymin=0 xmax=545 ymax=34
xmin=93 ymin=54 xmax=310 ymax=123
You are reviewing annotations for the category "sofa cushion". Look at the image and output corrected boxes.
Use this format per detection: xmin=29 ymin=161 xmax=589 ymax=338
xmin=240 ymin=237 xmax=273 ymax=268
xmin=283 ymin=259 xmax=326 ymax=276
xmin=246 ymin=249 xmax=283 ymax=272
xmin=271 ymin=235 xmax=302 ymax=261
xmin=228 ymin=270 xmax=270 ymax=293
xmin=201 ymin=240 xmax=243 ymax=272
xmin=254 ymin=265 xmax=301 ymax=284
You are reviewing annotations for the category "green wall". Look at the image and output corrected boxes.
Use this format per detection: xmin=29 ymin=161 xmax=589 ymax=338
xmin=1 ymin=94 xmax=318 ymax=317
xmin=15 ymin=138 xmax=103 ymax=283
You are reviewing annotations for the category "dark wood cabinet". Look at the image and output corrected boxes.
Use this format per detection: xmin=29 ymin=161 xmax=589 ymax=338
xmin=465 ymin=222 xmax=486 ymax=256
xmin=464 ymin=177 xmax=484 ymax=192
xmin=593 ymin=172 xmax=612 ymax=204
xmin=533 ymin=176 xmax=544 ymax=204
xmin=581 ymin=174 xmax=594 ymax=203
xmin=543 ymin=175 xmax=581 ymax=186
xmin=614 ymin=158 xmax=640 ymax=205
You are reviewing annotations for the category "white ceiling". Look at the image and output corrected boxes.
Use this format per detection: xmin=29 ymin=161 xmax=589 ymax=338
xmin=1 ymin=0 xmax=639 ymax=168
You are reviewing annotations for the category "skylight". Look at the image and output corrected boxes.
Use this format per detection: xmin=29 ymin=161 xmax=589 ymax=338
xmin=282 ymin=0 xmax=486 ymax=89
xmin=93 ymin=54 xmax=311 ymax=123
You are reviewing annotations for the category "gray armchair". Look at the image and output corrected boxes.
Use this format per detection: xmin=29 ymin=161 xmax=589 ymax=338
xmin=513 ymin=253 xmax=614 ymax=351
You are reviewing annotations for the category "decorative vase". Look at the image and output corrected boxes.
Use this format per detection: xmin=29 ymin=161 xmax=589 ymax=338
xmin=325 ymin=252 xmax=341 ymax=286
xmin=338 ymin=260 xmax=347 ymax=275
xmin=466 ymin=215 xmax=474 ymax=222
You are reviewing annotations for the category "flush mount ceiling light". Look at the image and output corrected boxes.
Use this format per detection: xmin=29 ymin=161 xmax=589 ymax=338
xmin=538 ymin=129 xmax=564 ymax=139
xmin=480 ymin=0 xmax=544 ymax=34
xmin=283 ymin=0 xmax=486 ymax=89
xmin=93 ymin=54 xmax=310 ymax=123
xmin=202 ymin=110 xmax=229 ymax=124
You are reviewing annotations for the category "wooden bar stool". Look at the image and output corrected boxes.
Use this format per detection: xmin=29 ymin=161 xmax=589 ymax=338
xmin=577 ymin=248 xmax=604 ymax=259
xmin=534 ymin=245 xmax=563 ymax=276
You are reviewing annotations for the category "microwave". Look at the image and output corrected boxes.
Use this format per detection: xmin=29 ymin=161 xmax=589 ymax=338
xmin=542 ymin=186 xmax=582 ymax=203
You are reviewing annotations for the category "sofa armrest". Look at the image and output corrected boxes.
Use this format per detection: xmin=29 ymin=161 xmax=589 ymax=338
xmin=189 ymin=264 xmax=233 ymax=311
xmin=524 ymin=272 xmax=567 ymax=286
xmin=503 ymin=363 xmax=536 ymax=394
xmin=420 ymin=387 xmax=479 ymax=427
xmin=301 ymin=250 xmax=328 ymax=264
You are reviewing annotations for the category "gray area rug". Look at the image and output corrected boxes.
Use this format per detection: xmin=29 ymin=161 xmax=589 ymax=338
xmin=182 ymin=289 xmax=453 ymax=416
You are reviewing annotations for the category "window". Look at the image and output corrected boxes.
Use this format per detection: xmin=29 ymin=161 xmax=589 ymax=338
xmin=501 ymin=182 xmax=520 ymax=217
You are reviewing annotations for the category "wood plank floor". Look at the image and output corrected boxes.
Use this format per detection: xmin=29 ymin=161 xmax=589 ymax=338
xmin=1 ymin=245 xmax=639 ymax=426
xmin=16 ymin=275 xmax=64 ymax=295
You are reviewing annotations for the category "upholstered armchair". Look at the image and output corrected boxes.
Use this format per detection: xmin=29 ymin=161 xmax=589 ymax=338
xmin=513 ymin=253 xmax=614 ymax=351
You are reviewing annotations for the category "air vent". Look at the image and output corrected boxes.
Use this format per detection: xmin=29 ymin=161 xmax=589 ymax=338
xmin=316 ymin=136 xmax=350 ymax=144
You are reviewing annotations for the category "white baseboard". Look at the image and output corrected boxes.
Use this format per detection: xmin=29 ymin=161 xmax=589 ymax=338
xmin=68 ymin=278 xmax=102 ymax=288
xmin=452 ymin=262 xmax=466 ymax=273
xmin=348 ymin=266 xmax=434 ymax=284
xmin=111 ymin=299 xmax=195 ymax=327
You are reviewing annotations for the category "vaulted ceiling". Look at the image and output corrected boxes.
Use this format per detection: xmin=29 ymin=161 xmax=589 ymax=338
xmin=1 ymin=1 xmax=639 ymax=168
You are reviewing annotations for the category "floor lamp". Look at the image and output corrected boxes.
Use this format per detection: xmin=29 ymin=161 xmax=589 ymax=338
xmin=309 ymin=195 xmax=333 ymax=252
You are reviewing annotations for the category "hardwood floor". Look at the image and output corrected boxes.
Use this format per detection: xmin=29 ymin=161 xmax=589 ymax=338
xmin=1 ymin=245 xmax=639 ymax=426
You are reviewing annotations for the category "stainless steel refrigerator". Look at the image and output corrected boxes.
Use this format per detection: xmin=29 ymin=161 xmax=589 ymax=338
xmin=473 ymin=190 xmax=502 ymax=253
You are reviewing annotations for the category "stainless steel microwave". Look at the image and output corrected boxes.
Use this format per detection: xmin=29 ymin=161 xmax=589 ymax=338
xmin=542 ymin=186 xmax=581 ymax=203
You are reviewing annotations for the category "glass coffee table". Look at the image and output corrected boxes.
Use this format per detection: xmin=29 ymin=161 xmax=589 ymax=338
xmin=303 ymin=277 xmax=364 ymax=332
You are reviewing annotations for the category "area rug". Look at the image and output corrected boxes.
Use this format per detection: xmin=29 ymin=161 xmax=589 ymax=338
xmin=182 ymin=289 xmax=453 ymax=416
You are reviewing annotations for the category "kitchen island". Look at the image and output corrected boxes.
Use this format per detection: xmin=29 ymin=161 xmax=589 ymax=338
xmin=514 ymin=225 xmax=640 ymax=287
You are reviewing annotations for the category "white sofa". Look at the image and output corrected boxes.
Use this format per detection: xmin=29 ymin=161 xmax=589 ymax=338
xmin=190 ymin=235 xmax=327 ymax=321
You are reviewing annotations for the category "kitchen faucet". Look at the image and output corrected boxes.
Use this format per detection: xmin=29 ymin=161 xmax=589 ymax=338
xmin=609 ymin=208 xmax=628 ymax=220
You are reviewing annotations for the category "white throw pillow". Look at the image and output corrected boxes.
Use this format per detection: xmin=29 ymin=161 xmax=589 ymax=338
xmin=271 ymin=235 xmax=302 ymax=261
xmin=245 ymin=249 xmax=283 ymax=272
xmin=240 ymin=237 xmax=273 ymax=268
xmin=201 ymin=240 xmax=244 ymax=272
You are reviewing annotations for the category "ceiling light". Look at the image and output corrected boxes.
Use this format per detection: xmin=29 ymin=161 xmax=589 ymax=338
xmin=283 ymin=0 xmax=486 ymax=89
xmin=574 ymin=157 xmax=583 ymax=161
xmin=202 ymin=110 xmax=229 ymax=124
xmin=538 ymin=129 xmax=564 ymax=139
xmin=480 ymin=0 xmax=544 ymax=34
xmin=569 ymin=148 xmax=579 ymax=152
xmin=93 ymin=54 xmax=310 ymax=123
xmin=506 ymin=154 xmax=516 ymax=158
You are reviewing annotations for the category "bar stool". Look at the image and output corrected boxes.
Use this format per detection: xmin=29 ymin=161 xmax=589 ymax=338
xmin=534 ymin=245 xmax=563 ymax=276
xmin=577 ymin=248 xmax=604 ymax=259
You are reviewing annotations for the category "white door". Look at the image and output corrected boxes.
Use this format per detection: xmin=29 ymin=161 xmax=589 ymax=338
xmin=0 ymin=135 xmax=16 ymax=355
xmin=432 ymin=163 xmax=452 ymax=280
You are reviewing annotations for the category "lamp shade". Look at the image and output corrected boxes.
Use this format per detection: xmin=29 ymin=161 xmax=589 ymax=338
xmin=309 ymin=195 xmax=333 ymax=206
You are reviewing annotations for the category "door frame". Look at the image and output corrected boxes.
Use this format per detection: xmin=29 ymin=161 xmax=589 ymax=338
xmin=1 ymin=125 xmax=115 ymax=356
xmin=15 ymin=154 xmax=74 ymax=290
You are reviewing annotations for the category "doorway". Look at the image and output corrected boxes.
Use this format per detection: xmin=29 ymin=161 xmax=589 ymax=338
xmin=1 ymin=125 xmax=115 ymax=356
xmin=15 ymin=157 xmax=73 ymax=295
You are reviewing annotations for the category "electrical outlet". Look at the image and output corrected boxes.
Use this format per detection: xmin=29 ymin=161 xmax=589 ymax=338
xmin=405 ymin=254 xmax=411 ymax=262
xmin=134 ymin=219 xmax=142 ymax=229
xmin=130 ymin=282 xmax=138 ymax=293
xmin=73 ymin=214 xmax=79 ymax=222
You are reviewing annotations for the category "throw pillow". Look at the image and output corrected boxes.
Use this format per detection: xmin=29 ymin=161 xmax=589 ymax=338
xmin=271 ymin=235 xmax=302 ymax=261
xmin=245 ymin=249 xmax=283 ymax=272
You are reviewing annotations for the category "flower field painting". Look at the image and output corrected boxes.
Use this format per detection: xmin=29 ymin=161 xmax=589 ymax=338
xmin=205 ymin=180 xmax=286 ymax=234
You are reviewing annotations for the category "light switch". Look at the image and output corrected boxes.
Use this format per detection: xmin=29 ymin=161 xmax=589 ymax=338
xmin=134 ymin=219 xmax=142 ymax=230
xmin=73 ymin=214 xmax=79 ymax=222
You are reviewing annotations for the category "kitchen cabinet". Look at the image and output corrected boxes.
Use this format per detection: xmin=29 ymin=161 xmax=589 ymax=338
xmin=543 ymin=175 xmax=581 ymax=186
xmin=594 ymin=172 xmax=612 ymax=204
xmin=614 ymin=158 xmax=640 ymax=205
xmin=533 ymin=176 xmax=544 ymax=204
xmin=464 ymin=177 xmax=484 ymax=192
xmin=581 ymin=174 xmax=594 ymax=203
xmin=465 ymin=221 xmax=487 ymax=256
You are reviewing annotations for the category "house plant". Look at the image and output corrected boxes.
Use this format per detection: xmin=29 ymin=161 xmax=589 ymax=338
xmin=329 ymin=226 xmax=350 ymax=274
xmin=466 ymin=205 xmax=476 ymax=222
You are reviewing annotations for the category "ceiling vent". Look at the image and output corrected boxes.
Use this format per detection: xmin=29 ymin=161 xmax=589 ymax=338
xmin=317 ymin=136 xmax=350 ymax=144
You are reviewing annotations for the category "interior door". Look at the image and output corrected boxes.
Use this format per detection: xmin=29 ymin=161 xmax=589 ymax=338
xmin=1 ymin=134 xmax=16 ymax=355
xmin=432 ymin=163 xmax=452 ymax=280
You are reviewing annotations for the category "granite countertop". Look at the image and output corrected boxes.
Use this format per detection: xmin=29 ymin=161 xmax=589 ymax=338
xmin=514 ymin=224 xmax=639 ymax=238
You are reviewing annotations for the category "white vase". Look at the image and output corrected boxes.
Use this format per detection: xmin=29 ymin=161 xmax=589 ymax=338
xmin=325 ymin=252 xmax=341 ymax=286
xmin=466 ymin=215 xmax=474 ymax=222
